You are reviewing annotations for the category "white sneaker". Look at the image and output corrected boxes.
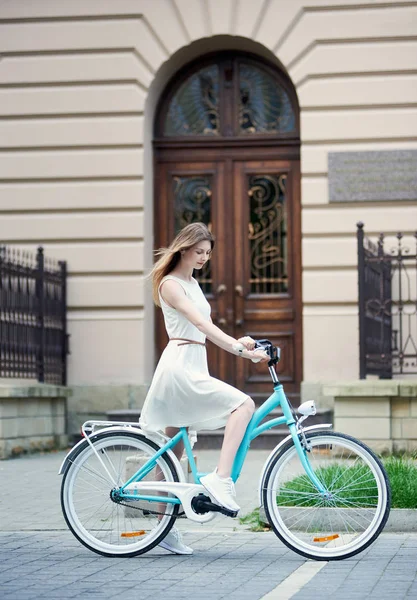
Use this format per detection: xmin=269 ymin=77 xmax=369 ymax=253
xmin=159 ymin=527 xmax=193 ymax=555
xmin=200 ymin=469 xmax=240 ymax=513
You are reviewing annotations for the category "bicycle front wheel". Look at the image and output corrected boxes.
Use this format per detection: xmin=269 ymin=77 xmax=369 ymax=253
xmin=263 ymin=431 xmax=390 ymax=560
xmin=61 ymin=431 xmax=180 ymax=557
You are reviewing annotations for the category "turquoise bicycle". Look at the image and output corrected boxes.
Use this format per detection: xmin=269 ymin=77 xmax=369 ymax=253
xmin=59 ymin=340 xmax=390 ymax=561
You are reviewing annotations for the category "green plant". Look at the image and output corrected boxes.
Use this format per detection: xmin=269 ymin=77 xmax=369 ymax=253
xmin=274 ymin=457 xmax=417 ymax=510
xmin=239 ymin=456 xmax=417 ymax=531
xmin=384 ymin=456 xmax=417 ymax=509
xmin=239 ymin=508 xmax=270 ymax=532
xmin=276 ymin=463 xmax=378 ymax=508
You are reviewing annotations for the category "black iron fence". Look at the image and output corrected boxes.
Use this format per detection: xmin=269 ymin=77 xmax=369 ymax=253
xmin=357 ymin=222 xmax=417 ymax=379
xmin=0 ymin=246 xmax=68 ymax=385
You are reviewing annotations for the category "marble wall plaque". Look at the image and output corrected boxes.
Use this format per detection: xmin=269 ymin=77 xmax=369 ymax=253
xmin=328 ymin=150 xmax=417 ymax=202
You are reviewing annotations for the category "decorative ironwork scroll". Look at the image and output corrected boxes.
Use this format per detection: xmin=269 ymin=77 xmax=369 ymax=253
xmin=164 ymin=64 xmax=220 ymax=136
xmin=357 ymin=222 xmax=417 ymax=378
xmin=173 ymin=176 xmax=212 ymax=294
xmin=239 ymin=63 xmax=295 ymax=135
xmin=248 ymin=174 xmax=288 ymax=294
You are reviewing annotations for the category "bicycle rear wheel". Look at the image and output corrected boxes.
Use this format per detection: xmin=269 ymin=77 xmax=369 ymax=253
xmin=61 ymin=431 xmax=180 ymax=557
xmin=263 ymin=431 xmax=390 ymax=560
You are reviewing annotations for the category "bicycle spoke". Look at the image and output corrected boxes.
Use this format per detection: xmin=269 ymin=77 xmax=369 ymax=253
xmin=264 ymin=432 xmax=389 ymax=560
xmin=73 ymin=460 xmax=116 ymax=488
xmin=61 ymin=433 xmax=179 ymax=556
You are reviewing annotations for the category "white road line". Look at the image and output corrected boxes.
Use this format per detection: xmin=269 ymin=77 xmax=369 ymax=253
xmin=261 ymin=560 xmax=327 ymax=600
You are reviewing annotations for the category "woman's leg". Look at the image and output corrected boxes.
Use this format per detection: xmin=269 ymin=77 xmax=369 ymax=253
xmin=165 ymin=426 xmax=185 ymax=462
xmin=217 ymin=397 xmax=255 ymax=478
xmin=155 ymin=427 xmax=193 ymax=554
xmin=155 ymin=427 xmax=185 ymax=518
xmin=200 ymin=398 xmax=255 ymax=512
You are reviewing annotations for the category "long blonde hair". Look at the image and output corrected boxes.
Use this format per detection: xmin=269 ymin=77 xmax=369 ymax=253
xmin=150 ymin=222 xmax=215 ymax=306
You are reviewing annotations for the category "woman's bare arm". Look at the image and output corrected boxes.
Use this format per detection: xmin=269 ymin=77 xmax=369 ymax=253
xmin=160 ymin=280 xmax=268 ymax=361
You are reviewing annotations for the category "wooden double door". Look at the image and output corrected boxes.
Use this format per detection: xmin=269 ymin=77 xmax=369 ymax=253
xmin=155 ymin=149 xmax=302 ymax=400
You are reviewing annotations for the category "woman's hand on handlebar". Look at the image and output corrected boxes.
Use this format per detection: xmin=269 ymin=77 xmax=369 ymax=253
xmin=248 ymin=348 xmax=269 ymax=363
xmin=237 ymin=336 xmax=256 ymax=350
xmin=233 ymin=341 xmax=270 ymax=363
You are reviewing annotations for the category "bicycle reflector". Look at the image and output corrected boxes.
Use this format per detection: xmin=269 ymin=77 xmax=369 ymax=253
xmin=120 ymin=531 xmax=146 ymax=538
xmin=313 ymin=534 xmax=340 ymax=543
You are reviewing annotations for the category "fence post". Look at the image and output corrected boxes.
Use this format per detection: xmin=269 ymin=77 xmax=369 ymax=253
xmin=60 ymin=260 xmax=68 ymax=386
xmin=357 ymin=222 xmax=366 ymax=379
xmin=0 ymin=247 xmax=3 ymax=377
xmin=36 ymin=247 xmax=45 ymax=383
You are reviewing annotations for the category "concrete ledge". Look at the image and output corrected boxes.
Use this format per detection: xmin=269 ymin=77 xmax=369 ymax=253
xmin=323 ymin=380 xmax=417 ymax=398
xmin=0 ymin=384 xmax=72 ymax=398
xmin=398 ymin=381 xmax=417 ymax=397
xmin=323 ymin=380 xmax=400 ymax=397
xmin=384 ymin=509 xmax=417 ymax=532
xmin=323 ymin=380 xmax=417 ymax=454
xmin=0 ymin=384 xmax=70 ymax=459
xmin=68 ymin=384 xmax=148 ymax=437
xmin=301 ymin=381 xmax=334 ymax=410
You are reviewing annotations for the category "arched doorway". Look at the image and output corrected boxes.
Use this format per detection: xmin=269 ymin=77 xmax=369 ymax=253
xmin=154 ymin=51 xmax=302 ymax=401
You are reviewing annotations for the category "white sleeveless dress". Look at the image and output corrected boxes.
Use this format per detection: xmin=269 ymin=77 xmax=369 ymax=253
xmin=139 ymin=274 xmax=248 ymax=433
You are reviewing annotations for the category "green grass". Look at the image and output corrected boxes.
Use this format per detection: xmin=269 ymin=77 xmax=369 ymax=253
xmin=384 ymin=456 xmax=417 ymax=509
xmin=239 ymin=456 xmax=417 ymax=531
xmin=239 ymin=508 xmax=270 ymax=532
xmin=276 ymin=463 xmax=378 ymax=508
xmin=275 ymin=458 xmax=417 ymax=509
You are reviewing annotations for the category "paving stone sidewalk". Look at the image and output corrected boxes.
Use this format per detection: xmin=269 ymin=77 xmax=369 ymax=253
xmin=0 ymin=449 xmax=270 ymax=532
xmin=0 ymin=530 xmax=416 ymax=600
xmin=0 ymin=451 xmax=416 ymax=600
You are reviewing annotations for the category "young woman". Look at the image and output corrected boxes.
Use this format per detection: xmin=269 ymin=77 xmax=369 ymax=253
xmin=139 ymin=222 xmax=268 ymax=554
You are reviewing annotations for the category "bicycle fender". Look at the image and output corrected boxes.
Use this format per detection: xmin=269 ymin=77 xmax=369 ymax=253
xmin=58 ymin=425 xmax=145 ymax=474
xmin=58 ymin=426 xmax=187 ymax=483
xmin=257 ymin=423 xmax=332 ymax=507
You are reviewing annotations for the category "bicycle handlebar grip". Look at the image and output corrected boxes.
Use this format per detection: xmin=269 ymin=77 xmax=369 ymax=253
xmin=232 ymin=342 xmax=262 ymax=363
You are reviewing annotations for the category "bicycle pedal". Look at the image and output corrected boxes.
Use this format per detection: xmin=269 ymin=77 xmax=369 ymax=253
xmin=191 ymin=494 xmax=239 ymax=518
xmin=219 ymin=507 xmax=239 ymax=518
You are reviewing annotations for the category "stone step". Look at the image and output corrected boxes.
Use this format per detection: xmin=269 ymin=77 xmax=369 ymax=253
xmin=194 ymin=410 xmax=332 ymax=450
xmin=106 ymin=409 xmax=141 ymax=422
xmin=194 ymin=427 xmax=289 ymax=450
xmin=100 ymin=408 xmax=333 ymax=451
xmin=251 ymin=392 xmax=300 ymax=406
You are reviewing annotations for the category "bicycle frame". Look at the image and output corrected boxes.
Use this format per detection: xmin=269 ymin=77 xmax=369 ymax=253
xmin=119 ymin=377 xmax=327 ymax=505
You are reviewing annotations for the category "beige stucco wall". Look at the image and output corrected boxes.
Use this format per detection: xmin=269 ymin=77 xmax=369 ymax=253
xmin=0 ymin=0 xmax=416 ymax=411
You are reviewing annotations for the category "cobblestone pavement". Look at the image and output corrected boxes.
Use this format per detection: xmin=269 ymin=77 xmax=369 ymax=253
xmin=1 ymin=451 xmax=416 ymax=600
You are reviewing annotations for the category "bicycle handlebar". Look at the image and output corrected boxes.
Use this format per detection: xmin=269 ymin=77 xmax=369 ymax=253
xmin=233 ymin=339 xmax=280 ymax=366
xmin=255 ymin=339 xmax=281 ymax=366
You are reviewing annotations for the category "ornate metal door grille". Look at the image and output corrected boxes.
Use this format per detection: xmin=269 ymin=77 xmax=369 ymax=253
xmin=173 ymin=175 xmax=213 ymax=295
xmin=357 ymin=222 xmax=417 ymax=378
xmin=248 ymin=174 xmax=288 ymax=294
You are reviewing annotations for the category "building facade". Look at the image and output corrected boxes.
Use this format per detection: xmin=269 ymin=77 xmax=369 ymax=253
xmin=0 ymin=0 xmax=416 ymax=432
